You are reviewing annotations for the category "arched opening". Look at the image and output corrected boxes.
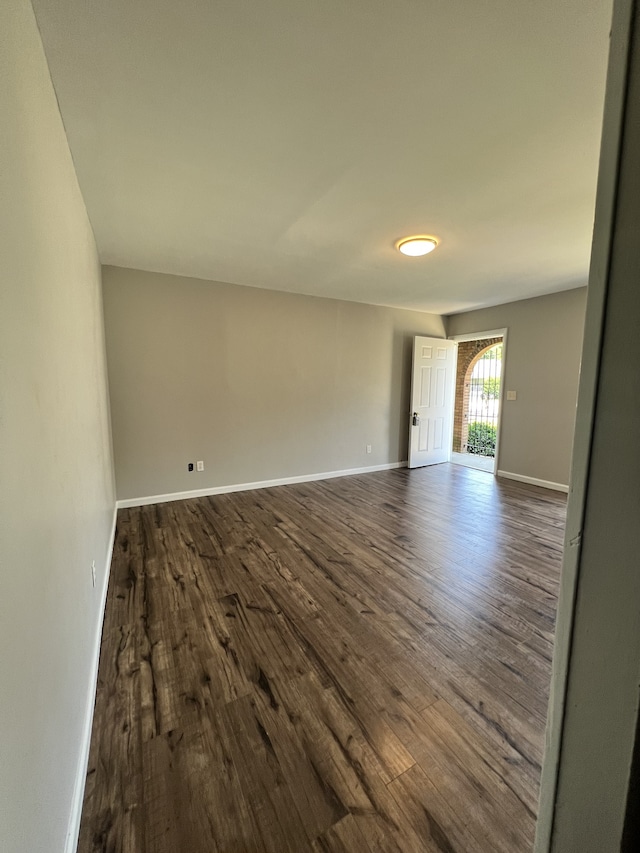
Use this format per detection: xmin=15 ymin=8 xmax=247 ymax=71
xmin=452 ymin=336 xmax=503 ymax=472
xmin=462 ymin=342 xmax=502 ymax=454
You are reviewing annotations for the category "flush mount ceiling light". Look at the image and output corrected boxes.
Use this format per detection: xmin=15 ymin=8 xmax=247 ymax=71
xmin=396 ymin=235 xmax=439 ymax=256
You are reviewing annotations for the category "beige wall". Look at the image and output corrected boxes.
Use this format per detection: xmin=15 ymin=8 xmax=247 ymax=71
xmin=446 ymin=288 xmax=587 ymax=487
xmin=102 ymin=266 xmax=445 ymax=501
xmin=0 ymin=3 xmax=115 ymax=852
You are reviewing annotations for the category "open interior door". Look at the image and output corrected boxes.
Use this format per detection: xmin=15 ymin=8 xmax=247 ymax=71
xmin=408 ymin=337 xmax=457 ymax=468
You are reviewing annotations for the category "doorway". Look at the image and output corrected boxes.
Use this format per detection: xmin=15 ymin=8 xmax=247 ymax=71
xmin=450 ymin=331 xmax=506 ymax=474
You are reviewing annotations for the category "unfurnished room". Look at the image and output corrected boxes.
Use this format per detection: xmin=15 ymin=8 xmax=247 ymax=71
xmin=3 ymin=2 xmax=640 ymax=853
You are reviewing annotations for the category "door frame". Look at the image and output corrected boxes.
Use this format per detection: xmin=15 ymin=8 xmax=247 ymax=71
xmin=448 ymin=328 xmax=508 ymax=474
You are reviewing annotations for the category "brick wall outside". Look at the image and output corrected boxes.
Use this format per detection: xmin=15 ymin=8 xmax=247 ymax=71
xmin=452 ymin=337 xmax=503 ymax=452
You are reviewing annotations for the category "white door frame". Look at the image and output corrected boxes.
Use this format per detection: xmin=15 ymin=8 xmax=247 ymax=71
xmin=448 ymin=328 xmax=508 ymax=474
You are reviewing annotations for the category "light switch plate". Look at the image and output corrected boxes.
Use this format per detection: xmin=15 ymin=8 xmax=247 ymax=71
xmin=507 ymin=390 xmax=517 ymax=401
xmin=196 ymin=460 xmax=204 ymax=471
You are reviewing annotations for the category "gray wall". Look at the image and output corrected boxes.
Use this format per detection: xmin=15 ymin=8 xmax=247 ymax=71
xmin=102 ymin=266 xmax=445 ymax=501
xmin=446 ymin=288 xmax=587 ymax=487
xmin=537 ymin=0 xmax=640 ymax=849
xmin=0 ymin=3 xmax=115 ymax=852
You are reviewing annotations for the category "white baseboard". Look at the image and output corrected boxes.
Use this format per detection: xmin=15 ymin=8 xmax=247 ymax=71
xmin=117 ymin=461 xmax=408 ymax=509
xmin=65 ymin=505 xmax=118 ymax=853
xmin=497 ymin=470 xmax=569 ymax=493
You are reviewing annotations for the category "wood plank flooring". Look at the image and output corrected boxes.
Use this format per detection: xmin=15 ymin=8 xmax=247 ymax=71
xmin=79 ymin=463 xmax=566 ymax=853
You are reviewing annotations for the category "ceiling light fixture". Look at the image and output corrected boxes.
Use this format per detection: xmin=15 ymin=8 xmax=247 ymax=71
xmin=396 ymin=235 xmax=439 ymax=256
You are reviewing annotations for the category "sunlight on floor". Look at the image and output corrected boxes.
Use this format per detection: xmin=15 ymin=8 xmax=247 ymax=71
xmin=450 ymin=451 xmax=495 ymax=473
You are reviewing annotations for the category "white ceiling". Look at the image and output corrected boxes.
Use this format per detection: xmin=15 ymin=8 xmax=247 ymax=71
xmin=33 ymin=0 xmax=612 ymax=314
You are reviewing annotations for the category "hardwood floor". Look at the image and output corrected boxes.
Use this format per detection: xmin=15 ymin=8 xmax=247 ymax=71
xmin=79 ymin=463 xmax=566 ymax=853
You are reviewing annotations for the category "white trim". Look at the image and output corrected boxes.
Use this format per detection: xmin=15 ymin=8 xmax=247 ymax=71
xmin=493 ymin=328 xmax=508 ymax=473
xmin=65 ymin=505 xmax=118 ymax=853
xmin=116 ymin=461 xmax=408 ymax=509
xmin=497 ymin=470 xmax=569 ymax=493
xmin=448 ymin=327 xmax=508 ymax=343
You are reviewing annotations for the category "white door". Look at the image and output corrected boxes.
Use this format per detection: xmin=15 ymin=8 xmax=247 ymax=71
xmin=408 ymin=337 xmax=457 ymax=468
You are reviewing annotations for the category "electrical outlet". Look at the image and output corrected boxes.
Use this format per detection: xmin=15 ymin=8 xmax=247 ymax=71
xmin=366 ymin=445 xmax=372 ymax=454
xmin=188 ymin=462 xmax=194 ymax=472
xmin=196 ymin=460 xmax=204 ymax=472
xmin=91 ymin=560 xmax=96 ymax=588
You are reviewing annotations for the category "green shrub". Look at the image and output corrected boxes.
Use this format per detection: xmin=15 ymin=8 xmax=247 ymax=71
xmin=467 ymin=422 xmax=497 ymax=457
